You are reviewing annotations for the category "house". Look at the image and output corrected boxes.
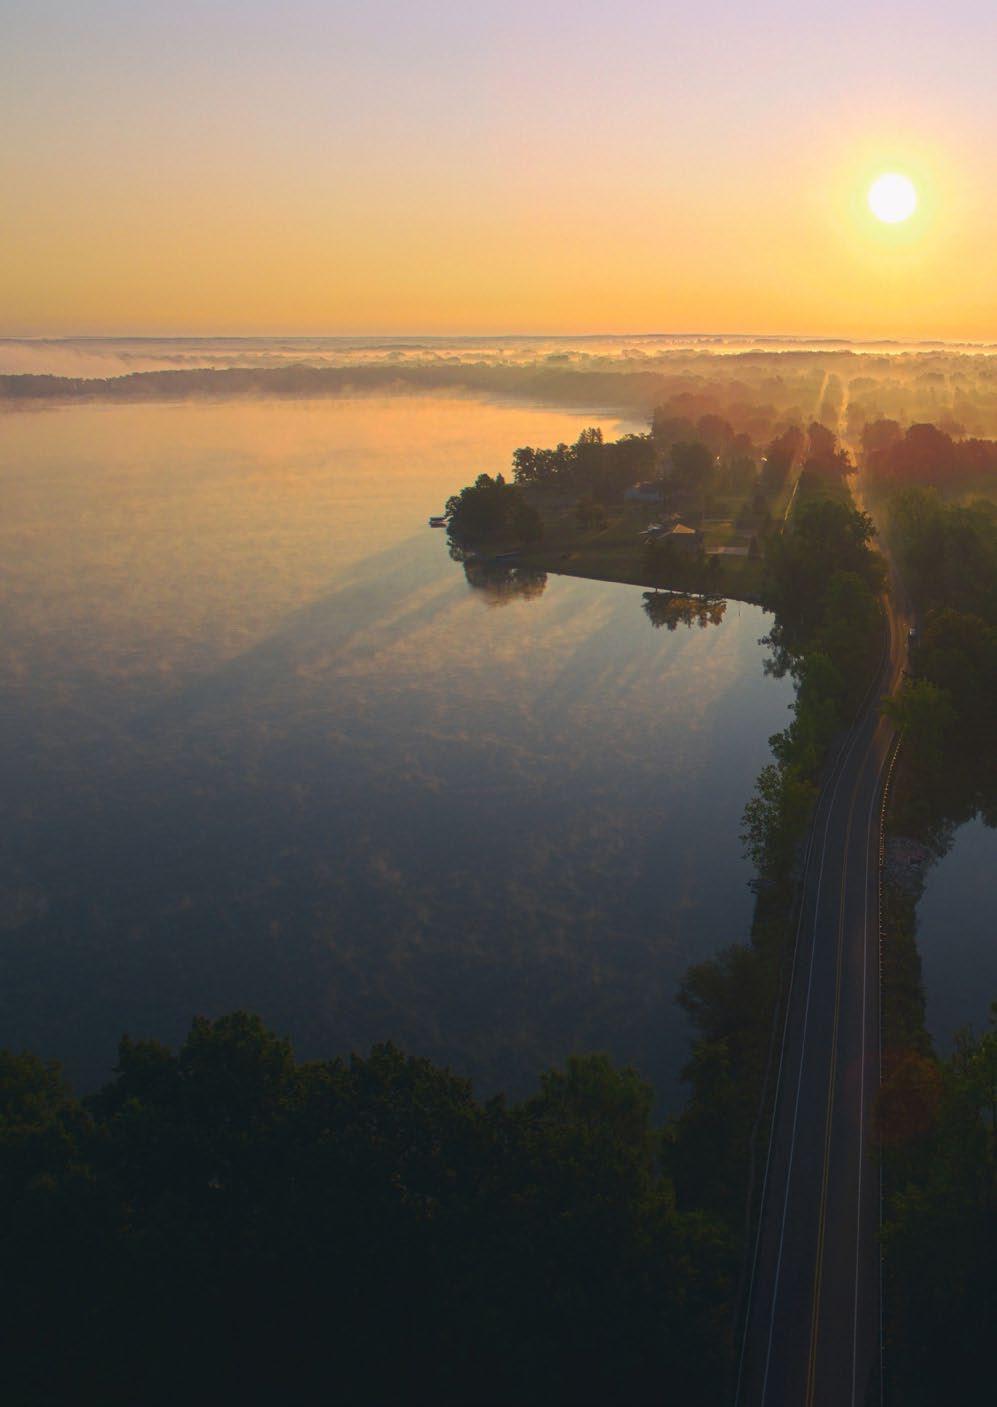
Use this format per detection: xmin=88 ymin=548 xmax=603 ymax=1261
xmin=638 ymin=514 xmax=680 ymax=540
xmin=658 ymin=522 xmax=702 ymax=554
xmin=624 ymin=481 xmax=664 ymax=505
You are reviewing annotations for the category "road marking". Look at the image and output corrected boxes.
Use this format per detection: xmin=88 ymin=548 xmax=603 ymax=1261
xmin=759 ymin=712 xmax=871 ymax=1404
xmin=877 ymin=730 xmax=901 ymax=1407
xmin=851 ymin=732 xmax=892 ymax=1406
xmin=804 ymin=726 xmax=878 ymax=1407
xmin=807 ymin=605 xmax=903 ymax=1405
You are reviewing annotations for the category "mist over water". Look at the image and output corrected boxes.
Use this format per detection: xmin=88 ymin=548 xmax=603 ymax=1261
xmin=1 ymin=394 xmax=793 ymax=1105
xmin=11 ymin=332 xmax=997 ymax=380
xmin=11 ymin=335 xmax=997 ymax=451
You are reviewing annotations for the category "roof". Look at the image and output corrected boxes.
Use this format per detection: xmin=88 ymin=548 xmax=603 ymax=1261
xmin=666 ymin=523 xmax=698 ymax=536
xmin=639 ymin=516 xmax=679 ymax=537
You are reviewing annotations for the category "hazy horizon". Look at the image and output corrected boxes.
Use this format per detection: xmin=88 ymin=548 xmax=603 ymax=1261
xmin=9 ymin=330 xmax=997 ymax=383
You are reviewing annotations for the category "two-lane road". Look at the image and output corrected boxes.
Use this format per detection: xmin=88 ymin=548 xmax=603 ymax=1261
xmin=737 ymin=591 xmax=908 ymax=1406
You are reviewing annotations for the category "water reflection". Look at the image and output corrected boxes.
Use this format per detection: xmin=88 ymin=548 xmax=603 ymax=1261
xmin=914 ymin=817 xmax=997 ymax=1051
xmin=643 ymin=591 xmax=727 ymax=631
xmin=0 ymin=395 xmax=793 ymax=1110
xmin=462 ymin=558 xmax=548 ymax=604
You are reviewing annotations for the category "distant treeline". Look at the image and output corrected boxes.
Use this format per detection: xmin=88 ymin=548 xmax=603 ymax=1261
xmin=0 ymin=363 xmax=731 ymax=417
xmin=13 ymin=351 xmax=997 ymax=440
xmin=1 ymin=1013 xmax=731 ymax=1407
xmin=0 ymin=363 xmax=832 ymax=448
xmin=864 ymin=419 xmax=997 ymax=493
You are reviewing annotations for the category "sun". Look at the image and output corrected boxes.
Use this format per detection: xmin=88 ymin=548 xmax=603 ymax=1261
xmin=868 ymin=172 xmax=917 ymax=224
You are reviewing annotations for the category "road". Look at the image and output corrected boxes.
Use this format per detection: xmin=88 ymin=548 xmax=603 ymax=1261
xmin=736 ymin=586 xmax=909 ymax=1407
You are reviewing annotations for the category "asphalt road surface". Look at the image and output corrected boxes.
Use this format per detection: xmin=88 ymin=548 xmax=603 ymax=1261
xmin=737 ymin=589 xmax=909 ymax=1407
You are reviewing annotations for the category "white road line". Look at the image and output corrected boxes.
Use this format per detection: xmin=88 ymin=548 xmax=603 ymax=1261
xmin=759 ymin=710 xmax=870 ymax=1404
xmin=736 ymin=690 xmax=886 ymax=1405
xmin=878 ymin=734 xmax=900 ymax=1407
xmin=851 ymin=731 xmax=890 ymax=1406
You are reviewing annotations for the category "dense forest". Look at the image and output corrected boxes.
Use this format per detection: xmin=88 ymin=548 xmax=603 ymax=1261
xmin=1 ymin=1014 xmax=730 ymax=1407
xmin=865 ymin=419 xmax=997 ymax=495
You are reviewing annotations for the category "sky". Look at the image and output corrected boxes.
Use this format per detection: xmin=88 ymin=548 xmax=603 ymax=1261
xmin=3 ymin=0 xmax=997 ymax=339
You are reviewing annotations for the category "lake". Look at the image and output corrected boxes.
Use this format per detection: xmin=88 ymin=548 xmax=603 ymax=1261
xmin=0 ymin=395 xmax=794 ymax=1107
xmin=915 ymin=817 xmax=997 ymax=1051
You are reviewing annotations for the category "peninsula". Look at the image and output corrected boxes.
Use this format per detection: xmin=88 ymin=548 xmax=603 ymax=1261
xmin=443 ymin=415 xmax=812 ymax=604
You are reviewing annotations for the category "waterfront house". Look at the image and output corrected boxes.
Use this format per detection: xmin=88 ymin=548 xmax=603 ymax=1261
xmin=638 ymin=514 xmax=680 ymax=540
xmin=659 ymin=522 xmax=702 ymax=553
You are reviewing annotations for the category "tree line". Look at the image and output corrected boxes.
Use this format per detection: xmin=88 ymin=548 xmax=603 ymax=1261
xmin=875 ymin=479 xmax=997 ymax=1404
xmin=864 ymin=419 xmax=997 ymax=494
xmin=743 ymin=454 xmax=885 ymax=872
xmin=0 ymin=1013 xmax=731 ymax=1406
xmin=668 ymin=444 xmax=888 ymax=1312
xmin=884 ymin=488 xmax=997 ymax=832
xmin=445 ymin=471 xmax=543 ymax=545
xmin=446 ymin=413 xmax=845 ymax=549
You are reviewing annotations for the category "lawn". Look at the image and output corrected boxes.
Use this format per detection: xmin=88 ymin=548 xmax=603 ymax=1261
xmin=517 ymin=504 xmax=766 ymax=602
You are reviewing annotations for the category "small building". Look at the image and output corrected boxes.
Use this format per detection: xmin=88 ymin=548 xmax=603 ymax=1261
xmin=659 ymin=522 xmax=702 ymax=554
xmin=638 ymin=514 xmax=680 ymax=540
xmin=624 ymin=481 xmax=664 ymax=505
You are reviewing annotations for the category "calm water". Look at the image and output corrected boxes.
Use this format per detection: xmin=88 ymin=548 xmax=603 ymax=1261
xmin=1 ymin=396 xmax=793 ymax=1106
xmin=916 ymin=818 xmax=997 ymax=1050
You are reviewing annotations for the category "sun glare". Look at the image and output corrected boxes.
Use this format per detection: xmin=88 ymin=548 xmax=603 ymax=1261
xmin=868 ymin=172 xmax=917 ymax=224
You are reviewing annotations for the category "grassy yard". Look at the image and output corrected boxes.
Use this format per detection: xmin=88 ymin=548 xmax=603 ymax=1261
xmin=516 ymin=504 xmax=766 ymax=602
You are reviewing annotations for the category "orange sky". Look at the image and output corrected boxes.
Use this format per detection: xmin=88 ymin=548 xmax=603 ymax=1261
xmin=4 ymin=2 xmax=996 ymax=338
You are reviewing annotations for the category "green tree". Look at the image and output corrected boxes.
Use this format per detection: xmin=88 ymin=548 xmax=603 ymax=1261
xmin=0 ymin=1014 xmax=734 ymax=1407
xmin=740 ymin=762 xmax=816 ymax=878
xmin=882 ymin=678 xmax=956 ymax=766
xmin=575 ymin=495 xmax=607 ymax=530
xmin=759 ymin=425 xmax=805 ymax=497
xmin=446 ymin=472 xmax=543 ymax=543
xmin=670 ymin=441 xmax=715 ymax=501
